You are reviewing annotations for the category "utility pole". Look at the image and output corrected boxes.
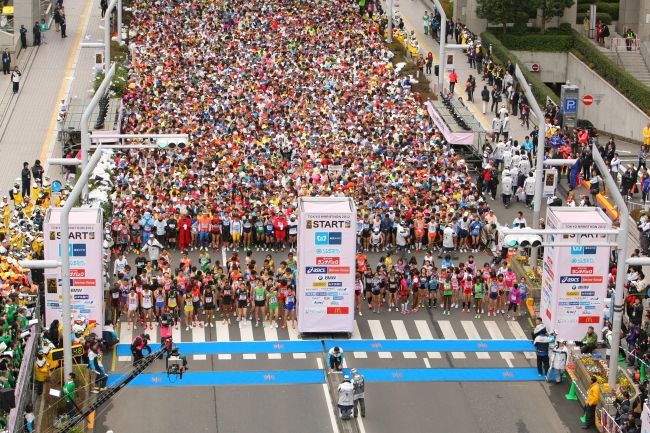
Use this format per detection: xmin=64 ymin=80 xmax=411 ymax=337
xmin=387 ymin=0 xmax=393 ymax=44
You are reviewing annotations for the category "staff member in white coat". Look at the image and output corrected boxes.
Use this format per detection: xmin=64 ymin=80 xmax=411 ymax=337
xmin=547 ymin=340 xmax=569 ymax=383
xmin=523 ymin=172 xmax=536 ymax=207
xmin=501 ymin=171 xmax=513 ymax=208
xmin=337 ymin=375 xmax=354 ymax=420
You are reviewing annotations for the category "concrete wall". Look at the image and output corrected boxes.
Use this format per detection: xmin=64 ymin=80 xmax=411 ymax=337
xmin=510 ymin=50 xmax=649 ymax=141
xmin=566 ymin=52 xmax=650 ymax=139
xmin=511 ymin=50 xmax=568 ymax=83
xmin=619 ymin=0 xmax=650 ymax=41
xmin=451 ymin=0 xmax=487 ymax=33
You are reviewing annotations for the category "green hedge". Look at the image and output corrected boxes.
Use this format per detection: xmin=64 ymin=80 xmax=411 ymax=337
xmin=480 ymin=31 xmax=560 ymax=105
xmin=596 ymin=2 xmax=619 ymax=19
xmin=496 ymin=34 xmax=574 ymax=51
xmin=571 ymin=33 xmax=650 ymax=115
xmin=576 ymin=12 xmax=613 ymax=24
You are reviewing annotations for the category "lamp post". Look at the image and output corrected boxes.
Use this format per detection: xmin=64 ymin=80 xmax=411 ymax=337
xmin=590 ymin=143 xmax=629 ymax=390
xmin=432 ymin=0 xmax=446 ymax=93
xmin=514 ymin=65 xmax=546 ymax=268
xmin=59 ymin=146 xmax=105 ymax=379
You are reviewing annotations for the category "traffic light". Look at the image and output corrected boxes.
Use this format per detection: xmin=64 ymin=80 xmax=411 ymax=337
xmin=503 ymin=234 xmax=543 ymax=248
xmin=156 ymin=135 xmax=188 ymax=149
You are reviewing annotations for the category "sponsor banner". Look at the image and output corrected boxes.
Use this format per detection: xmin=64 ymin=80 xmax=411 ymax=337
xmin=297 ymin=198 xmax=356 ymax=333
xmin=540 ymin=208 xmax=610 ymax=341
xmin=44 ymin=208 xmax=104 ymax=333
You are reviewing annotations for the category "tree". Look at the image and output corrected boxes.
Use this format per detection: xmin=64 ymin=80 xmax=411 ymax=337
xmin=534 ymin=0 xmax=575 ymax=33
xmin=476 ymin=0 xmax=529 ymax=34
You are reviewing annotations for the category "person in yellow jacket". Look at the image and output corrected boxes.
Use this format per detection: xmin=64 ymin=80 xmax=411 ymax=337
xmin=583 ymin=376 xmax=600 ymax=429
xmin=34 ymin=350 xmax=51 ymax=396
xmin=643 ymin=122 xmax=650 ymax=146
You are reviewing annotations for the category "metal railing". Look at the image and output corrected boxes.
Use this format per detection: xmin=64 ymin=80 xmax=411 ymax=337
xmin=610 ymin=37 xmax=641 ymax=52
xmin=601 ymin=407 xmax=622 ymax=433
xmin=7 ymin=295 xmax=42 ymax=432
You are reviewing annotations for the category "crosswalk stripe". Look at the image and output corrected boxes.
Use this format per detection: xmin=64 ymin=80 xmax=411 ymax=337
xmin=391 ymin=320 xmax=416 ymax=359
xmin=264 ymin=326 xmax=281 ymax=359
xmin=172 ymin=323 xmax=182 ymax=344
xmin=239 ymin=321 xmax=256 ymax=360
xmin=352 ymin=321 xmax=367 ymax=359
xmin=414 ymin=320 xmax=441 ymax=359
xmin=368 ymin=320 xmax=392 ymax=358
xmin=118 ymin=324 xmax=133 ymax=362
xmin=437 ymin=320 xmax=466 ymax=359
xmin=148 ymin=325 xmax=158 ymax=344
xmin=287 ymin=325 xmax=306 ymax=359
xmin=461 ymin=321 xmax=490 ymax=359
xmin=215 ymin=322 xmax=232 ymax=360
xmin=483 ymin=321 xmax=514 ymax=362
xmin=507 ymin=321 xmax=536 ymax=359
xmin=191 ymin=325 xmax=207 ymax=361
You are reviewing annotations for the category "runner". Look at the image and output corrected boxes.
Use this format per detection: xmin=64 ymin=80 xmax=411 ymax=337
xmin=126 ymin=288 xmax=139 ymax=331
xmin=253 ymin=282 xmax=266 ymax=327
xmin=473 ymin=275 xmax=485 ymax=319
xmin=283 ymin=286 xmax=297 ymax=329
xmin=266 ymin=285 xmax=279 ymax=328
xmin=141 ymin=285 xmax=154 ymax=330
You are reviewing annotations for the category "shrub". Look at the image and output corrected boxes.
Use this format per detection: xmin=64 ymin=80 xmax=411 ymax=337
xmin=480 ymin=31 xmax=560 ymax=105
xmin=570 ymin=33 xmax=650 ymax=115
xmin=576 ymin=11 xmax=613 ymax=24
xmin=94 ymin=63 xmax=130 ymax=97
xmin=497 ymin=34 xmax=574 ymax=51
xmin=596 ymin=2 xmax=619 ymax=19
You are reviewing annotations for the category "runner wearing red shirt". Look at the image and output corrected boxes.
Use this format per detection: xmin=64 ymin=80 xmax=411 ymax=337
xmin=273 ymin=214 xmax=287 ymax=251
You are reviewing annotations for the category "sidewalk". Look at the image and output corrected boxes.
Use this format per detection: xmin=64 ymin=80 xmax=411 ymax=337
xmin=0 ymin=0 xmax=97 ymax=191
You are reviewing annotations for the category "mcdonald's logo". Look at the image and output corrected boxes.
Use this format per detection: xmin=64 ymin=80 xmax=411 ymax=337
xmin=326 ymin=307 xmax=349 ymax=314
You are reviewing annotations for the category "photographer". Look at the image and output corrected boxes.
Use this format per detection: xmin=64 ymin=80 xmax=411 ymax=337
xmin=130 ymin=333 xmax=150 ymax=365
xmin=328 ymin=346 xmax=344 ymax=371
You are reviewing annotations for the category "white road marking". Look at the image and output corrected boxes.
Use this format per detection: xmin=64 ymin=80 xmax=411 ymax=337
xmin=317 ymin=357 xmax=323 ymax=370
xmin=287 ymin=325 xmax=306 ymax=359
xmin=215 ymin=321 xmax=232 ymax=360
xmin=461 ymin=321 xmax=491 ymax=359
xmin=351 ymin=320 xmax=367 ymax=359
xmin=323 ymin=383 xmax=341 ymax=433
xmin=118 ymin=324 xmax=133 ymax=361
xmin=264 ymin=325 xmax=281 ymax=360
xmin=414 ymin=320 xmax=441 ymax=359
xmin=437 ymin=320 xmax=466 ymax=359
xmin=391 ymin=320 xmax=416 ymax=359
xmin=239 ymin=321 xmax=256 ymax=360
xmin=484 ymin=320 xmax=514 ymax=364
xmin=191 ymin=325 xmax=207 ymax=360
xmin=368 ymin=320 xmax=392 ymax=358
xmin=507 ymin=321 xmax=537 ymax=359
xmin=423 ymin=358 xmax=431 ymax=368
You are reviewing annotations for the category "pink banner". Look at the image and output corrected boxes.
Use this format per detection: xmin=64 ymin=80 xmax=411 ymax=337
xmin=425 ymin=101 xmax=475 ymax=146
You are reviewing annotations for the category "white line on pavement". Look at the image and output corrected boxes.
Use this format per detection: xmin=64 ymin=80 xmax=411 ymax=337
xmin=414 ymin=320 xmax=441 ymax=359
xmin=461 ymin=321 xmax=491 ymax=360
xmin=368 ymin=320 xmax=391 ymax=358
xmin=323 ymin=383 xmax=341 ymax=433
xmin=391 ymin=320 xmax=416 ymax=358
xmin=437 ymin=320 xmax=466 ymax=359
xmin=191 ymin=325 xmax=206 ymax=361
xmin=483 ymin=320 xmax=514 ymax=364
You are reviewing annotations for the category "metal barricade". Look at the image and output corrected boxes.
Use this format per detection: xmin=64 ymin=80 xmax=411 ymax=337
xmin=6 ymin=297 xmax=42 ymax=432
xmin=601 ymin=407 xmax=622 ymax=433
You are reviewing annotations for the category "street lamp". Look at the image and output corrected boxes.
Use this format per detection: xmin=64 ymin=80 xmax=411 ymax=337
xmin=432 ymin=0 xmax=446 ymax=93
xmin=591 ymin=143 xmax=629 ymax=389
xmin=514 ymin=65 xmax=546 ymax=268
